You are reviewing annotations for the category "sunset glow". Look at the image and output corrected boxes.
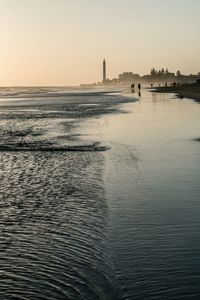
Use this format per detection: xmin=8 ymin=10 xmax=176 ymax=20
xmin=0 ymin=0 xmax=200 ymax=86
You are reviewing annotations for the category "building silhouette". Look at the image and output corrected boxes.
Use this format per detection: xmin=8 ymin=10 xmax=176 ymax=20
xmin=118 ymin=72 xmax=140 ymax=84
xmin=99 ymin=61 xmax=200 ymax=86
xmin=103 ymin=59 xmax=106 ymax=83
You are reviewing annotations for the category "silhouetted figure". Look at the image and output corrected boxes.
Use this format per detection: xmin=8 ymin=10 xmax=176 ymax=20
xmin=138 ymin=83 xmax=141 ymax=90
xmin=151 ymin=83 xmax=153 ymax=87
xmin=165 ymin=82 xmax=168 ymax=87
xmin=131 ymin=83 xmax=135 ymax=93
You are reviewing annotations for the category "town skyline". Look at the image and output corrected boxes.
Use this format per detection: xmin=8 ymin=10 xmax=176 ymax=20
xmin=100 ymin=59 xmax=200 ymax=86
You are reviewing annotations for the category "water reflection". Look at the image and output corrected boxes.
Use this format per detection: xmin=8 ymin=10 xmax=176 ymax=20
xmin=151 ymin=91 xmax=175 ymax=103
xmin=101 ymin=90 xmax=200 ymax=299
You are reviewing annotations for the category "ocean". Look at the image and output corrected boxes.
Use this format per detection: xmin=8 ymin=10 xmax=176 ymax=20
xmin=1 ymin=87 xmax=200 ymax=299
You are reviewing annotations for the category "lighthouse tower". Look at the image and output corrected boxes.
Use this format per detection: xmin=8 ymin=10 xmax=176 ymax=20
xmin=103 ymin=59 xmax=106 ymax=83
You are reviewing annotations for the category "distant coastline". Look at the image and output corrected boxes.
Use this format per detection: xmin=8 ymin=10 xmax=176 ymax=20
xmin=96 ymin=62 xmax=200 ymax=87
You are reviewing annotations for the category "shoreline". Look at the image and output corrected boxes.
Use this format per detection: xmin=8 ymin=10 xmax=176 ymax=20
xmin=152 ymin=83 xmax=200 ymax=102
xmin=0 ymin=88 xmax=137 ymax=152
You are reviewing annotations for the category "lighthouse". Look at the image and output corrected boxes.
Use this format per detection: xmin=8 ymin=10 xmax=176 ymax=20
xmin=103 ymin=59 xmax=106 ymax=83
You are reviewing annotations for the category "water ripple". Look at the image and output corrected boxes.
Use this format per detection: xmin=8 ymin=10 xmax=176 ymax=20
xmin=0 ymin=151 xmax=117 ymax=299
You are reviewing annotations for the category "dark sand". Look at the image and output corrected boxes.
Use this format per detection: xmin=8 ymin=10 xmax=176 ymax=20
xmin=153 ymin=83 xmax=200 ymax=102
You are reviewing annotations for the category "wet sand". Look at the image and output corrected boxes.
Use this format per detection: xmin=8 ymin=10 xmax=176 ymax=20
xmin=1 ymin=87 xmax=200 ymax=299
xmin=0 ymin=87 xmax=136 ymax=152
xmin=0 ymin=87 xmax=137 ymax=300
xmin=154 ymin=83 xmax=200 ymax=102
xmin=85 ymin=89 xmax=200 ymax=299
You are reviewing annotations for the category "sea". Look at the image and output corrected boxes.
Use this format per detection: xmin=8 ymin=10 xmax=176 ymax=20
xmin=0 ymin=87 xmax=200 ymax=299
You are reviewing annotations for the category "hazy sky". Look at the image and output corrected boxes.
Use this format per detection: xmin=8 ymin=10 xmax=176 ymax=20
xmin=0 ymin=0 xmax=200 ymax=86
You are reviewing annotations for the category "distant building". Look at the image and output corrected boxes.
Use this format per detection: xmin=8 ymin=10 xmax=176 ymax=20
xmin=98 ymin=62 xmax=200 ymax=86
xmin=103 ymin=59 xmax=106 ymax=83
xmin=118 ymin=72 xmax=140 ymax=84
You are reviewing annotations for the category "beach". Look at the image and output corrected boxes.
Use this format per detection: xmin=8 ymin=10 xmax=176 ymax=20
xmin=154 ymin=82 xmax=200 ymax=102
xmin=0 ymin=87 xmax=135 ymax=152
xmin=1 ymin=87 xmax=200 ymax=299
xmin=96 ymin=89 xmax=200 ymax=299
xmin=0 ymin=87 xmax=136 ymax=300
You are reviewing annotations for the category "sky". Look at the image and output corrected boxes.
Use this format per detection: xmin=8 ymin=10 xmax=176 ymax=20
xmin=0 ymin=0 xmax=200 ymax=86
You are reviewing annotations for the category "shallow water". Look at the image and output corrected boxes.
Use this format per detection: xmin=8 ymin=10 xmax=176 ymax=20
xmin=1 ymin=87 xmax=200 ymax=299
xmin=0 ymin=87 xmax=133 ymax=300
xmin=96 ymin=90 xmax=200 ymax=299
